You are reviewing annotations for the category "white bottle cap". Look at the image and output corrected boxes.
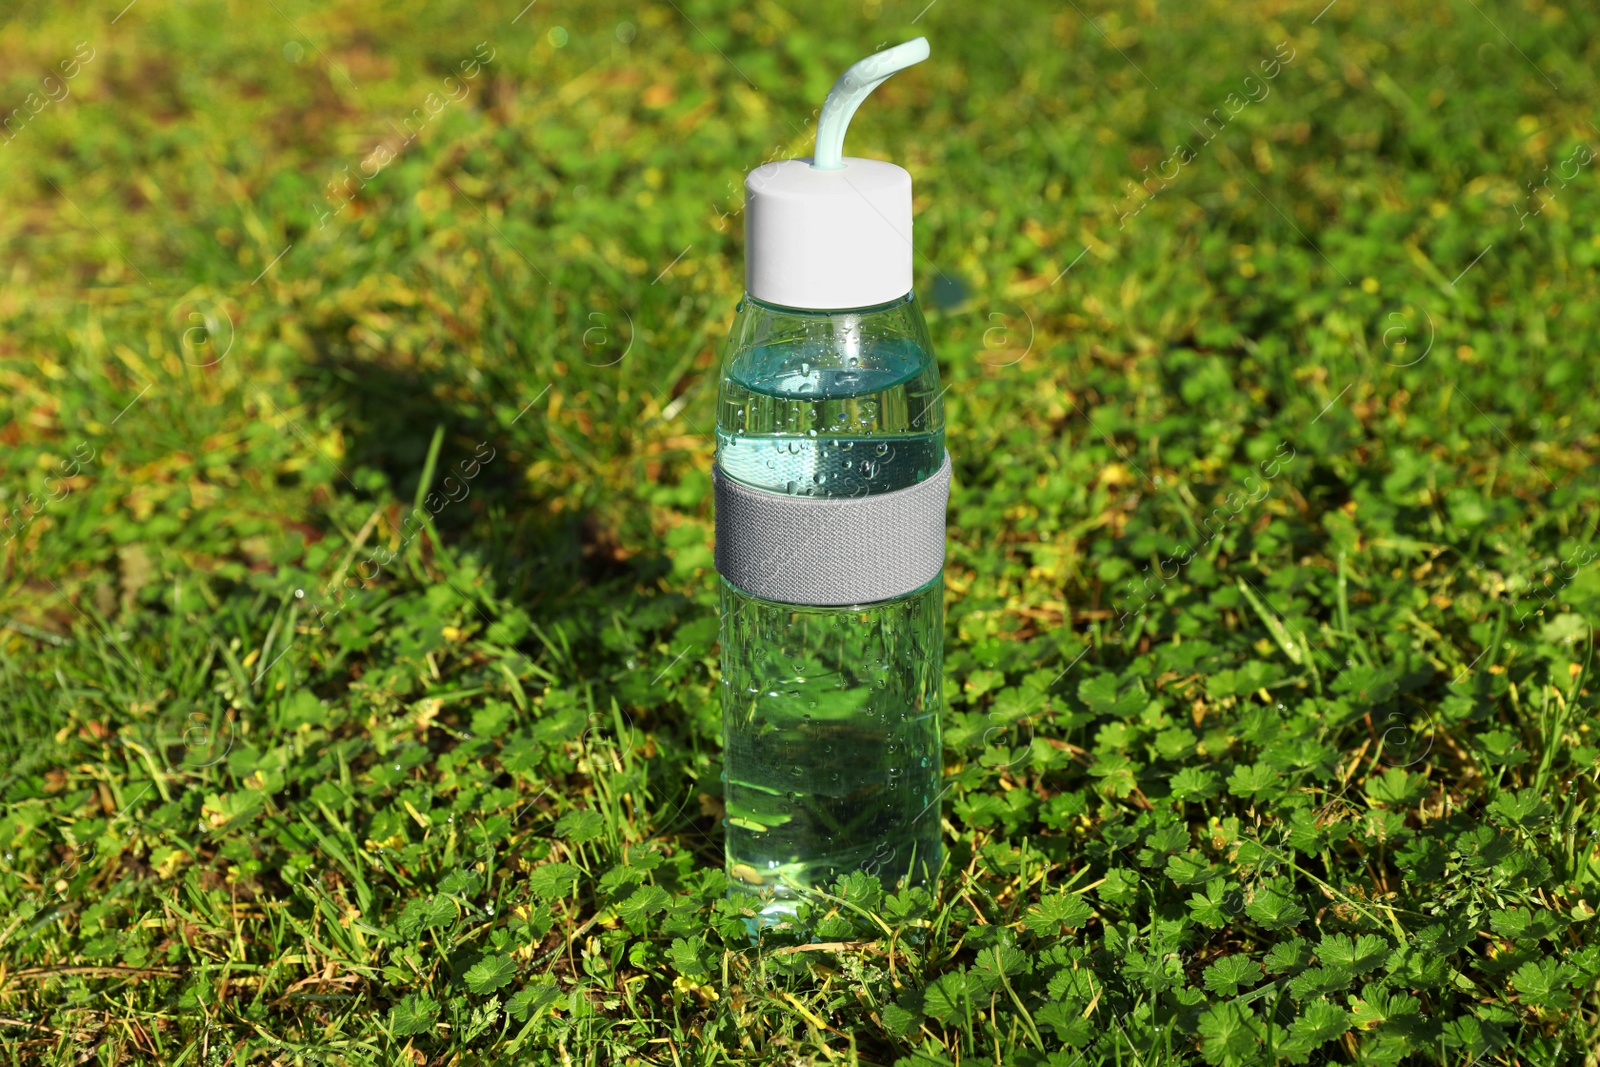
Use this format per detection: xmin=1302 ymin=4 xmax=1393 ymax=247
xmin=743 ymin=39 xmax=929 ymax=312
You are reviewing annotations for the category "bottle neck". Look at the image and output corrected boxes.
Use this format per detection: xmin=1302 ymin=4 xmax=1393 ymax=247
xmin=744 ymin=292 xmax=915 ymax=318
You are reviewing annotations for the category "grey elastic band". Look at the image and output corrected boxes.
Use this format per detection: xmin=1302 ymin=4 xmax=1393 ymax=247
xmin=714 ymin=452 xmax=951 ymax=606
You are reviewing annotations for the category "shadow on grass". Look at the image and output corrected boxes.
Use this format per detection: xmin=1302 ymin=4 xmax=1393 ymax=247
xmin=292 ymin=344 xmax=724 ymax=848
xmin=296 ymin=346 xmax=670 ymax=606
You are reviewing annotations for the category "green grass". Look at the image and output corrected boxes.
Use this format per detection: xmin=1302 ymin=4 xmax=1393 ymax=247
xmin=2 ymin=0 xmax=1600 ymax=1062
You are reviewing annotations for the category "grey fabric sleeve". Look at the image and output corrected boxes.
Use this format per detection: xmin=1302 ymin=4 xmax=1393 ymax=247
xmin=713 ymin=452 xmax=951 ymax=607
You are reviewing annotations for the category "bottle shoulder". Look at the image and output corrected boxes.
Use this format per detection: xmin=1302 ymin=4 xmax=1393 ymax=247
xmin=715 ymin=293 xmax=943 ymax=496
xmin=719 ymin=292 xmax=939 ymax=398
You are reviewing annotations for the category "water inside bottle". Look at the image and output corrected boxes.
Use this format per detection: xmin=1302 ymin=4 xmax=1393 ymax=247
xmin=716 ymin=336 xmax=943 ymax=496
xmin=716 ymin=328 xmax=945 ymax=926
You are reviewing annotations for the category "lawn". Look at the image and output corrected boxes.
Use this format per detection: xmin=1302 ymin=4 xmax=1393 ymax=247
xmin=2 ymin=0 xmax=1599 ymax=1063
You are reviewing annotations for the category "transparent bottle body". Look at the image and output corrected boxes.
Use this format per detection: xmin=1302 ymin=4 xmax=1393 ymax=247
xmin=716 ymin=293 xmax=945 ymax=925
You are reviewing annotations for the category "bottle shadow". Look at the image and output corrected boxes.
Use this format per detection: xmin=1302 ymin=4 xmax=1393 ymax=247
xmin=298 ymin=348 xmax=669 ymax=606
xmin=296 ymin=344 xmax=724 ymax=859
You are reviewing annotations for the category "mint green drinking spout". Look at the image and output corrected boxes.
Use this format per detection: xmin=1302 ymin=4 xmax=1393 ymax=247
xmin=811 ymin=37 xmax=929 ymax=170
